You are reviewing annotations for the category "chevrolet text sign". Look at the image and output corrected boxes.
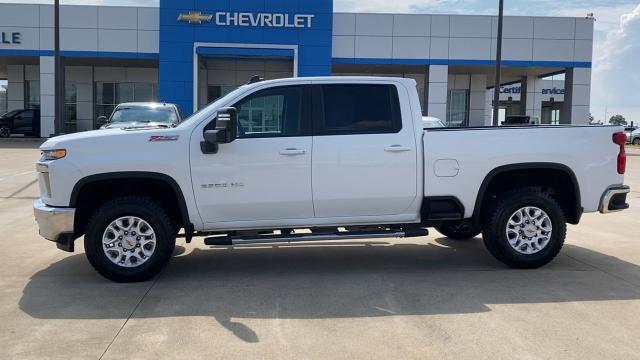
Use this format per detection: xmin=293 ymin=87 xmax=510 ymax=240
xmin=215 ymin=12 xmax=314 ymax=28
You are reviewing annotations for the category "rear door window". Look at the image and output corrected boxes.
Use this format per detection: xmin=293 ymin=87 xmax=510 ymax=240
xmin=314 ymin=84 xmax=402 ymax=135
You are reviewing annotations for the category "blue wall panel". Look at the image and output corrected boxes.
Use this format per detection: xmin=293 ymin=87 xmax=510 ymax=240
xmin=159 ymin=0 xmax=333 ymax=115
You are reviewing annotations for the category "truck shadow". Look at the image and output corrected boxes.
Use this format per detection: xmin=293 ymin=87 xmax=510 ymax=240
xmin=19 ymin=238 xmax=640 ymax=343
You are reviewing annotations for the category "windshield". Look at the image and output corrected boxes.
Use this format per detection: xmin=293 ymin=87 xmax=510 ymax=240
xmin=177 ymin=85 xmax=248 ymax=127
xmin=0 ymin=110 xmax=20 ymax=118
xmin=111 ymin=106 xmax=178 ymax=123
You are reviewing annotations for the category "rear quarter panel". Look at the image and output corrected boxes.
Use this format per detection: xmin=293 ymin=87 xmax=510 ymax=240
xmin=423 ymin=126 xmax=625 ymax=217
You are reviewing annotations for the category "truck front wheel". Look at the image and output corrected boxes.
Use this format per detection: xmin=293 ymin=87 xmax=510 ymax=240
xmin=434 ymin=220 xmax=481 ymax=240
xmin=84 ymin=197 xmax=176 ymax=282
xmin=482 ymin=189 xmax=566 ymax=269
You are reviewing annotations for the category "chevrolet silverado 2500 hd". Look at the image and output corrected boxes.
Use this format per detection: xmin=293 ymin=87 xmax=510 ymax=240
xmin=34 ymin=77 xmax=631 ymax=282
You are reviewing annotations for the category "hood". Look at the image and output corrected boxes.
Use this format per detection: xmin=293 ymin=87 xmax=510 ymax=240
xmin=41 ymin=128 xmax=125 ymax=149
xmin=100 ymin=121 xmax=173 ymax=129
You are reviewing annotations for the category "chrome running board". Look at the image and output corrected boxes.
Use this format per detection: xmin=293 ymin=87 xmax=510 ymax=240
xmin=203 ymin=228 xmax=427 ymax=246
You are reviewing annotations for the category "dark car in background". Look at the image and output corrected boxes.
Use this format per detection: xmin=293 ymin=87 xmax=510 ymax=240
xmin=0 ymin=109 xmax=40 ymax=138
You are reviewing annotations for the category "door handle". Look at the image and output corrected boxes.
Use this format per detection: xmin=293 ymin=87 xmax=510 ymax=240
xmin=279 ymin=148 xmax=307 ymax=156
xmin=384 ymin=145 xmax=412 ymax=152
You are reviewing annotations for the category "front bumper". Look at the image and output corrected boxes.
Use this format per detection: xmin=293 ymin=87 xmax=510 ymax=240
xmin=599 ymin=185 xmax=630 ymax=214
xmin=33 ymin=199 xmax=76 ymax=251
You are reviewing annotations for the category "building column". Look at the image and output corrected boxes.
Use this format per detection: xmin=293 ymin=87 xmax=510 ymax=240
xmin=40 ymin=56 xmax=55 ymax=137
xmin=519 ymin=76 xmax=527 ymax=115
xmin=7 ymin=64 xmax=24 ymax=112
xmin=524 ymin=75 xmax=543 ymax=123
xmin=197 ymin=59 xmax=208 ymax=109
xmin=561 ymin=68 xmax=591 ymax=124
xmin=469 ymin=74 xmax=487 ymax=126
xmin=67 ymin=66 xmax=94 ymax=132
xmin=426 ymin=65 xmax=448 ymax=121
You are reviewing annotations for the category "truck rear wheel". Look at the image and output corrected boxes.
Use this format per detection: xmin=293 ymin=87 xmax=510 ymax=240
xmin=84 ymin=197 xmax=176 ymax=282
xmin=482 ymin=189 xmax=566 ymax=269
xmin=434 ymin=220 xmax=481 ymax=240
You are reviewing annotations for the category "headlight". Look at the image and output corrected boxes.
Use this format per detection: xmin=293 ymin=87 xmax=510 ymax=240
xmin=41 ymin=149 xmax=67 ymax=160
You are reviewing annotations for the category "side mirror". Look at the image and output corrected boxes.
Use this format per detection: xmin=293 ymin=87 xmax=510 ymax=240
xmin=201 ymin=107 xmax=238 ymax=154
xmin=96 ymin=116 xmax=108 ymax=127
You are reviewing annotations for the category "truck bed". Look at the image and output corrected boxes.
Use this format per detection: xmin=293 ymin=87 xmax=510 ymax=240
xmin=422 ymin=125 xmax=624 ymax=217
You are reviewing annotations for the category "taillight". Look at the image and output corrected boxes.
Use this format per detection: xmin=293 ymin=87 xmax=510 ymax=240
xmin=613 ymin=132 xmax=626 ymax=174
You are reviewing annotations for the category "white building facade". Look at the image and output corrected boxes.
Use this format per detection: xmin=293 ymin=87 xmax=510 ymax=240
xmin=0 ymin=1 xmax=594 ymax=137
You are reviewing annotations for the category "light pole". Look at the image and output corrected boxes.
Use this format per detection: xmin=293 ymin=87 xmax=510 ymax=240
xmin=54 ymin=0 xmax=65 ymax=134
xmin=492 ymin=0 xmax=504 ymax=126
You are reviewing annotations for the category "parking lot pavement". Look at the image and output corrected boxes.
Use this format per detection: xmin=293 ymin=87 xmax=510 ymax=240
xmin=0 ymin=140 xmax=639 ymax=360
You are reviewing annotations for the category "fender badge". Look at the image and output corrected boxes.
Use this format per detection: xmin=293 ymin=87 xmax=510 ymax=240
xmin=149 ymin=135 xmax=179 ymax=142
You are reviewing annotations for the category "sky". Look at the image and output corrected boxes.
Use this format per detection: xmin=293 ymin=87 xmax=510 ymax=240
xmin=5 ymin=0 xmax=640 ymax=123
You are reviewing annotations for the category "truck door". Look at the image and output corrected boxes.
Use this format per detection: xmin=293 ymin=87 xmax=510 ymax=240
xmin=191 ymin=85 xmax=314 ymax=225
xmin=311 ymin=83 xmax=418 ymax=217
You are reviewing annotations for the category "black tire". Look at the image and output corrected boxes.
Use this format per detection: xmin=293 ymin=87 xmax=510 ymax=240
xmin=84 ymin=197 xmax=176 ymax=282
xmin=0 ymin=124 xmax=11 ymax=138
xmin=633 ymin=138 xmax=640 ymax=146
xmin=482 ymin=189 xmax=566 ymax=269
xmin=434 ymin=220 xmax=481 ymax=240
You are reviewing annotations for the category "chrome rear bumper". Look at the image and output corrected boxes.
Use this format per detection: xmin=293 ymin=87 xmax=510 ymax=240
xmin=599 ymin=185 xmax=630 ymax=214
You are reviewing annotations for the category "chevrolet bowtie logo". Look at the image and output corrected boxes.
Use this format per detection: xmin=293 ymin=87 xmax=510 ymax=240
xmin=177 ymin=11 xmax=213 ymax=24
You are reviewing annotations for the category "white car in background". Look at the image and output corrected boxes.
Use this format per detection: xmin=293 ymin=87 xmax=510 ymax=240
xmin=422 ymin=116 xmax=446 ymax=128
xmin=630 ymin=128 xmax=640 ymax=145
xmin=97 ymin=102 xmax=183 ymax=130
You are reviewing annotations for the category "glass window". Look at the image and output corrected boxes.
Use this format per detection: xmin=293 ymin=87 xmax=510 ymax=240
xmin=64 ymin=83 xmax=77 ymax=133
xmin=551 ymin=109 xmax=560 ymax=125
xmin=208 ymin=86 xmax=222 ymax=104
xmin=19 ymin=110 xmax=34 ymax=121
xmin=233 ymin=86 xmax=302 ymax=137
xmin=0 ymin=80 xmax=7 ymax=115
xmin=25 ymin=80 xmax=40 ymax=109
xmin=134 ymin=83 xmax=154 ymax=102
xmin=116 ymin=83 xmax=133 ymax=103
xmin=95 ymin=82 xmax=158 ymax=123
xmin=446 ymin=90 xmax=468 ymax=127
xmin=207 ymin=85 xmax=236 ymax=104
xmin=111 ymin=105 xmax=177 ymax=124
xmin=317 ymin=84 xmax=401 ymax=135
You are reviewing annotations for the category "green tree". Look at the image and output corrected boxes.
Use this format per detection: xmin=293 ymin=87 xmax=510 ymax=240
xmin=609 ymin=114 xmax=627 ymax=126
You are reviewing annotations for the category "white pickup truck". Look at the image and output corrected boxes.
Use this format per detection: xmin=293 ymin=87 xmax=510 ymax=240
xmin=34 ymin=77 xmax=630 ymax=282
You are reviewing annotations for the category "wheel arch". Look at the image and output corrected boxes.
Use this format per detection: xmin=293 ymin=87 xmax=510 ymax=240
xmin=472 ymin=163 xmax=582 ymax=226
xmin=70 ymin=172 xmax=192 ymax=237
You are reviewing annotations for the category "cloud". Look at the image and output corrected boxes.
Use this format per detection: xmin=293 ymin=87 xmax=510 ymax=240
xmin=334 ymin=0 xmax=443 ymax=13
xmin=591 ymin=4 xmax=640 ymax=122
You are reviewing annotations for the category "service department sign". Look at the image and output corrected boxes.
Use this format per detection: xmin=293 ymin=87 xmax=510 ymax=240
xmin=178 ymin=11 xmax=314 ymax=28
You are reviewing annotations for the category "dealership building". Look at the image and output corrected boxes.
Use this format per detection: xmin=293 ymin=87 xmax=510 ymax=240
xmin=0 ymin=0 xmax=593 ymax=137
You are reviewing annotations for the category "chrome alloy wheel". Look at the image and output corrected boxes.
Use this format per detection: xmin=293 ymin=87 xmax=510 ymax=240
xmin=102 ymin=216 xmax=156 ymax=268
xmin=505 ymin=206 xmax=553 ymax=255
